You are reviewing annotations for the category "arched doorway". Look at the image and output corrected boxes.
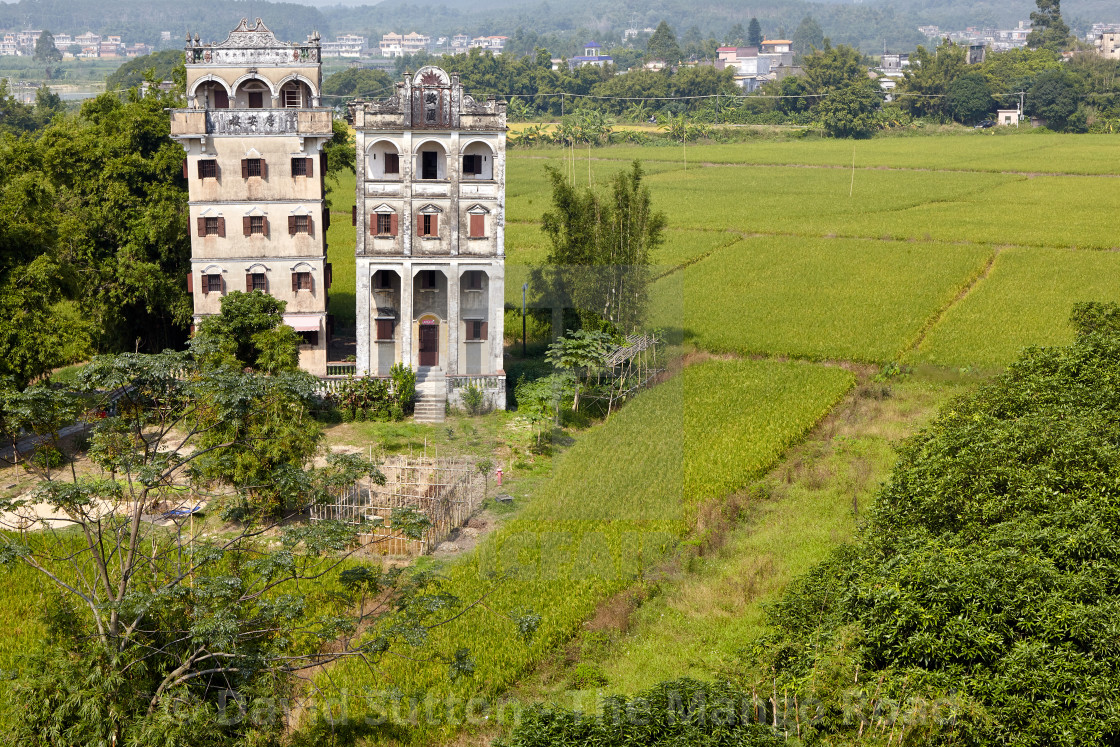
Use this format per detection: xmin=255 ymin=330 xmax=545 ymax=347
xmin=418 ymin=314 xmax=440 ymax=367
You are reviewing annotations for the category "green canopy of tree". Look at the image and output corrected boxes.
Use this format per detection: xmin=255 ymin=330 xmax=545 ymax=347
xmin=321 ymin=67 xmax=393 ymax=101
xmin=0 ymin=85 xmax=192 ymax=385
xmin=803 ymin=44 xmax=871 ymax=95
xmin=896 ymin=40 xmax=968 ymax=120
xmin=947 ymin=71 xmax=996 ymax=124
xmin=0 ymin=350 xmax=523 ymax=743
xmin=105 ymin=49 xmax=186 ymax=90
xmin=646 ymin=21 xmax=682 ymax=64
xmin=1027 ymin=0 xmax=1074 ymax=52
xmin=189 ymin=291 xmax=301 ymax=374
xmin=815 ymin=82 xmax=883 ymax=138
xmin=747 ymin=18 xmax=763 ymax=48
xmin=792 ymin=15 xmax=825 ymax=60
xmin=1026 ymin=68 xmax=1085 ymax=131
xmin=33 ymin=30 xmax=61 ymax=62
xmin=539 ymin=161 xmax=666 ymax=333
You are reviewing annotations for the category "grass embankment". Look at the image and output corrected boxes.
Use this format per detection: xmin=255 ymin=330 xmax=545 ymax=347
xmin=309 ymin=358 xmax=854 ymax=741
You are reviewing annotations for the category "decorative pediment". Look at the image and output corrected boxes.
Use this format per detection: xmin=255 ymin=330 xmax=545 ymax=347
xmin=371 ymin=203 xmax=396 ymax=214
xmin=215 ymin=19 xmax=282 ymax=49
xmin=418 ymin=204 xmax=443 ymax=214
xmin=467 ymin=204 xmax=491 ymax=215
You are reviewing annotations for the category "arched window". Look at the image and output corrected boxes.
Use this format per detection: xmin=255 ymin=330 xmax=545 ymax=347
xmin=235 ymin=78 xmax=271 ymax=109
xmin=415 ymin=141 xmax=448 ymax=180
xmin=461 ymin=141 xmax=495 ymax=180
xmin=366 ymin=140 xmax=402 ymax=180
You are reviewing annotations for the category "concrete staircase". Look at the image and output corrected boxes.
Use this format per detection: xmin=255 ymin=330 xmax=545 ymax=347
xmin=414 ymin=367 xmax=447 ymax=424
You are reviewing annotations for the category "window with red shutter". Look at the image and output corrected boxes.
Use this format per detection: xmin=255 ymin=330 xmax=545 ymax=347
xmin=376 ymin=319 xmax=394 ymax=340
xmin=469 ymin=214 xmax=485 ymax=238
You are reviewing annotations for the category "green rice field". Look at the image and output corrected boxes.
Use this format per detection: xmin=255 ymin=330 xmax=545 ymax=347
xmin=314 ymin=358 xmax=854 ymax=736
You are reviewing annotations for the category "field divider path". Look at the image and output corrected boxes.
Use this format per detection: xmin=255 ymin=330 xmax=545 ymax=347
xmin=902 ymin=246 xmax=1002 ymax=360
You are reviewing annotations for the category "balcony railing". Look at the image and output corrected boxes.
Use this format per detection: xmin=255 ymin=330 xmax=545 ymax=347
xmin=170 ymin=108 xmax=334 ymax=138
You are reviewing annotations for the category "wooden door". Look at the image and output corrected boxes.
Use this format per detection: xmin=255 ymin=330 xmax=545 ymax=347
xmin=419 ymin=324 xmax=438 ymax=367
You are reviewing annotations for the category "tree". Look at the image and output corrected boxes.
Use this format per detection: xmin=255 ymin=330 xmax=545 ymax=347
xmin=321 ymin=67 xmax=393 ymax=100
xmin=106 ymin=49 xmax=185 ymax=90
xmin=747 ymin=18 xmax=763 ymax=48
xmin=189 ymin=290 xmax=301 ymax=373
xmin=792 ymin=16 xmax=825 ymax=61
xmin=896 ymin=41 xmax=968 ymax=120
xmin=725 ymin=23 xmax=746 ymax=47
xmin=803 ymin=44 xmax=869 ymax=95
xmin=546 ymin=329 xmax=614 ymax=410
xmin=0 ymin=352 xmax=520 ymax=743
xmin=539 ymin=161 xmax=666 ymax=333
xmin=646 ymin=21 xmax=682 ymax=64
xmin=816 ymin=83 xmax=883 ymax=138
xmin=947 ymin=72 xmax=996 ymax=124
xmin=33 ymin=30 xmax=61 ymax=62
xmin=1027 ymin=0 xmax=1073 ymax=52
xmin=1026 ymin=69 xmax=1082 ymax=131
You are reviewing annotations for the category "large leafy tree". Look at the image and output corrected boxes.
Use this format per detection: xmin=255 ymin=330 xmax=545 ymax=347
xmin=539 ymin=161 xmax=666 ymax=333
xmin=1027 ymin=0 xmax=1074 ymax=52
xmin=0 ymin=352 xmax=506 ymax=744
xmin=32 ymin=30 xmax=61 ymax=62
xmin=646 ymin=21 xmax=682 ymax=64
xmin=816 ymin=83 xmax=883 ymax=138
xmin=792 ymin=15 xmax=825 ymax=61
xmin=747 ymin=18 xmax=763 ymax=48
xmin=896 ymin=40 xmax=968 ymax=120
xmin=1027 ymin=68 xmax=1084 ymax=131
xmin=947 ymin=71 xmax=996 ymax=124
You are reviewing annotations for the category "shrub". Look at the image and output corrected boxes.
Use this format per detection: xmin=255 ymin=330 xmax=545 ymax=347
xmin=390 ymin=363 xmax=416 ymax=414
xmin=29 ymin=445 xmax=63 ymax=470
xmin=461 ymin=383 xmax=487 ymax=415
xmin=568 ymin=662 xmax=608 ymax=689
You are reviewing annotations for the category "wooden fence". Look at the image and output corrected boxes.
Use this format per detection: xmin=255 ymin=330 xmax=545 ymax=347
xmin=311 ymin=455 xmax=485 ymax=556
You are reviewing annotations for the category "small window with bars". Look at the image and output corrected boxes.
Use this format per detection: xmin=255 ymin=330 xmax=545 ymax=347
xmin=291 ymin=215 xmax=309 ymax=235
xmin=293 ymin=272 xmax=312 ymax=291
xmin=205 ymin=274 xmax=223 ymax=294
xmin=250 ymin=216 xmax=265 ymax=235
xmin=376 ymin=319 xmax=394 ymax=340
xmin=376 ymin=213 xmax=393 ymax=236
xmin=248 ymin=273 xmax=267 ymax=292
xmin=283 ymin=87 xmax=301 ymax=108
xmin=245 ymin=158 xmax=262 ymax=178
xmin=291 ymin=158 xmax=307 ymax=177
xmin=204 ymin=217 xmax=220 ymax=236
xmin=198 ymin=159 xmax=217 ymax=179
xmin=419 ymin=214 xmax=438 ymax=237
xmin=466 ymin=320 xmax=488 ymax=341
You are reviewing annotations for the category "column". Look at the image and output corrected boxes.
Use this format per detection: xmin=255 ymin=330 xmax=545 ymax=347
xmin=447 ymin=262 xmax=460 ymax=375
xmin=355 ymin=260 xmax=371 ymax=375
xmin=400 ymin=261 xmax=414 ymax=369
xmin=488 ymin=260 xmax=505 ymax=375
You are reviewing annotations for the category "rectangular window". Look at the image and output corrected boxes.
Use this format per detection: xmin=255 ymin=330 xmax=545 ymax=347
xmin=376 ymin=319 xmax=394 ymax=340
xmin=289 ymin=215 xmax=309 ymax=235
xmin=205 ymin=274 xmax=222 ymax=293
xmin=249 ymin=273 xmax=267 ymax=291
xmin=283 ymin=88 xmax=301 ymax=108
xmin=465 ymin=272 xmax=483 ymax=290
xmin=469 ymin=214 xmax=485 ymax=238
xmin=376 ymin=272 xmax=394 ymax=290
xmin=419 ymin=270 xmax=437 ymax=290
xmin=466 ymin=320 xmax=488 ymax=340
xmin=198 ymin=159 xmax=217 ymax=179
xmin=376 ymin=213 xmax=393 ymax=236
xmin=298 ymin=331 xmax=319 ymax=346
xmin=421 ymin=151 xmax=438 ymax=180
xmin=291 ymin=157 xmax=307 ymax=177
xmin=247 ymin=91 xmax=264 ymax=109
xmin=419 ymin=214 xmax=437 ymax=237
xmin=384 ymin=153 xmax=400 ymax=174
xmin=204 ymin=217 xmax=220 ymax=236
xmin=462 ymin=154 xmax=481 ymax=175
xmin=244 ymin=158 xmax=262 ymax=178
xmin=250 ymin=216 xmax=265 ymax=235
xmin=294 ymin=272 xmax=312 ymax=291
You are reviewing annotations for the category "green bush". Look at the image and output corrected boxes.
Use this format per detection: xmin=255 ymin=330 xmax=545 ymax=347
xmin=568 ymin=662 xmax=608 ymax=689
xmin=29 ymin=445 xmax=63 ymax=470
xmin=753 ymin=302 xmax=1120 ymax=745
xmin=461 ymin=383 xmax=486 ymax=415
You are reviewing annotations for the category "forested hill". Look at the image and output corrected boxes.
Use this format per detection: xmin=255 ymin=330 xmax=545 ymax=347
xmin=0 ymin=0 xmax=327 ymax=45
xmin=0 ymin=0 xmax=1117 ymax=52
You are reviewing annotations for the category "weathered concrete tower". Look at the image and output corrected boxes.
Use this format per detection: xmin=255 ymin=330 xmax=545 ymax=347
xmin=351 ymin=66 xmax=507 ymax=411
xmin=171 ymin=18 xmax=334 ymax=375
